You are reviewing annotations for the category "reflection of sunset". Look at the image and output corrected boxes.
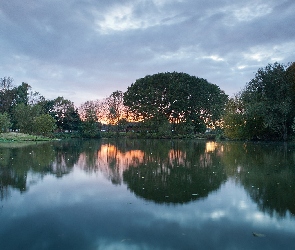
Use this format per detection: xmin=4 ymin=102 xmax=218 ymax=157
xmin=206 ymin=142 xmax=217 ymax=152
xmin=76 ymin=142 xmax=223 ymax=183
xmin=77 ymin=144 xmax=146 ymax=181
xmin=98 ymin=144 xmax=145 ymax=168
xmin=205 ymin=142 xmax=224 ymax=154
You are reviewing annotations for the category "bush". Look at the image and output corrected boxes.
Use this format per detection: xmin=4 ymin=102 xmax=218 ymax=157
xmin=80 ymin=121 xmax=101 ymax=138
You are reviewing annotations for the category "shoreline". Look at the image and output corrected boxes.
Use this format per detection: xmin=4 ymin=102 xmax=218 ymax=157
xmin=0 ymin=132 xmax=53 ymax=142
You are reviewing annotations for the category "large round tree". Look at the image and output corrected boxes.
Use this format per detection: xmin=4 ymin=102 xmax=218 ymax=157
xmin=123 ymin=72 xmax=227 ymax=133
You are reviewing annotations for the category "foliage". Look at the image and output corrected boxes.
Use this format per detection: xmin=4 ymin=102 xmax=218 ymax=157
xmin=0 ymin=113 xmax=11 ymax=133
xmin=36 ymin=98 xmax=56 ymax=114
xmin=106 ymin=91 xmax=126 ymax=125
xmin=3 ymin=62 xmax=295 ymax=141
xmin=0 ymin=76 xmax=14 ymax=90
xmin=15 ymin=82 xmax=30 ymax=105
xmin=0 ymin=79 xmax=42 ymax=115
xmin=13 ymin=103 xmax=42 ymax=133
xmin=79 ymin=101 xmax=101 ymax=138
xmin=33 ymin=114 xmax=56 ymax=136
xmin=157 ymin=119 xmax=173 ymax=137
xmin=95 ymin=91 xmax=129 ymax=134
xmin=222 ymin=95 xmax=247 ymax=139
xmin=242 ymin=62 xmax=294 ymax=140
xmin=79 ymin=101 xmax=98 ymax=121
xmin=117 ymin=118 xmax=128 ymax=132
xmin=50 ymin=97 xmax=81 ymax=131
xmin=80 ymin=121 xmax=101 ymax=138
xmin=0 ymin=77 xmax=15 ymax=114
xmin=124 ymin=72 xmax=228 ymax=135
xmin=223 ymin=62 xmax=295 ymax=141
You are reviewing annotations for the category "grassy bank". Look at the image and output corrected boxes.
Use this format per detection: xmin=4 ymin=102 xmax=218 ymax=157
xmin=0 ymin=132 xmax=53 ymax=142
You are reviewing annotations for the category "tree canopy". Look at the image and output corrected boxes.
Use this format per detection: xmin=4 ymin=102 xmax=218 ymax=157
xmin=0 ymin=112 xmax=11 ymax=133
xmin=123 ymin=72 xmax=228 ymax=134
xmin=78 ymin=101 xmax=101 ymax=138
xmin=223 ymin=62 xmax=295 ymax=141
xmin=2 ymin=62 xmax=295 ymax=140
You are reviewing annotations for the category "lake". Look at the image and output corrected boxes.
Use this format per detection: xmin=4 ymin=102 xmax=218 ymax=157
xmin=0 ymin=139 xmax=294 ymax=250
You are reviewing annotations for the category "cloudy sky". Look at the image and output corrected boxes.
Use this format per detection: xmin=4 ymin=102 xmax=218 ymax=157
xmin=1 ymin=0 xmax=294 ymax=106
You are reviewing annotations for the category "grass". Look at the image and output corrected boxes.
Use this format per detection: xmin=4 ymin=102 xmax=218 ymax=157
xmin=0 ymin=132 xmax=53 ymax=142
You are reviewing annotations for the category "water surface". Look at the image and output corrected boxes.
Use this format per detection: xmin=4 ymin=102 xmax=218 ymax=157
xmin=0 ymin=139 xmax=294 ymax=249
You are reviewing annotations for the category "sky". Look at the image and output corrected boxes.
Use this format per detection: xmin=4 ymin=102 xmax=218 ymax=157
xmin=1 ymin=0 xmax=294 ymax=107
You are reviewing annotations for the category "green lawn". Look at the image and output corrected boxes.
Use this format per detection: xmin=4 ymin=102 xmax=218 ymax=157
xmin=0 ymin=132 xmax=52 ymax=142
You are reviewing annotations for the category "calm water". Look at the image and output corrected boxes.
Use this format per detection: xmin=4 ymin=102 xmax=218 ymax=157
xmin=0 ymin=139 xmax=294 ymax=250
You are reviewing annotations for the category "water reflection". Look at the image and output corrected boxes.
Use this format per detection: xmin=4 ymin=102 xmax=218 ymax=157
xmin=221 ymin=142 xmax=295 ymax=217
xmin=0 ymin=141 xmax=81 ymax=200
xmin=1 ymin=139 xmax=295 ymax=219
xmin=122 ymin=140 xmax=227 ymax=203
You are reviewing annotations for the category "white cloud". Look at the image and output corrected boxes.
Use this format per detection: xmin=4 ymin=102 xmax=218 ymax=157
xmin=232 ymin=4 xmax=272 ymax=22
xmin=243 ymin=42 xmax=295 ymax=63
xmin=0 ymin=0 xmax=294 ymax=105
xmin=203 ymin=55 xmax=225 ymax=62
xmin=94 ymin=4 xmax=139 ymax=33
xmin=93 ymin=1 xmax=189 ymax=34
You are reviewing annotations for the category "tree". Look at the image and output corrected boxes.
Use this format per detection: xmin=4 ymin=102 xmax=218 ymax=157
xmin=0 ymin=76 xmax=14 ymax=90
xmin=79 ymin=101 xmax=101 ymax=138
xmin=0 ymin=77 xmax=16 ymax=114
xmin=50 ymin=97 xmax=80 ymax=132
xmin=13 ymin=103 xmax=41 ymax=133
xmin=99 ymin=90 xmax=128 ymax=134
xmin=0 ymin=112 xmax=11 ymax=132
xmin=33 ymin=114 xmax=56 ymax=136
xmin=240 ymin=62 xmax=294 ymax=140
xmin=124 ymin=72 xmax=228 ymax=134
xmin=79 ymin=101 xmax=98 ymax=121
xmin=62 ymin=107 xmax=81 ymax=131
xmin=0 ymin=80 xmax=41 ymax=118
xmin=106 ymin=91 xmax=126 ymax=125
xmin=287 ymin=62 xmax=295 ymax=124
xmin=15 ymin=82 xmax=30 ymax=105
xmin=222 ymin=95 xmax=247 ymax=139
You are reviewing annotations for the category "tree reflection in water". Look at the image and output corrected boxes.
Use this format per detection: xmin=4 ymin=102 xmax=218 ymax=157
xmin=1 ymin=139 xmax=295 ymax=219
xmin=122 ymin=140 xmax=227 ymax=204
xmin=221 ymin=142 xmax=295 ymax=218
xmin=86 ymin=139 xmax=295 ymax=216
xmin=0 ymin=140 xmax=82 ymax=200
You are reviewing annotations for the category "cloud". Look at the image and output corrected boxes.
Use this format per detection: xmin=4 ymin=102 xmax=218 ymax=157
xmin=0 ymin=0 xmax=294 ymax=106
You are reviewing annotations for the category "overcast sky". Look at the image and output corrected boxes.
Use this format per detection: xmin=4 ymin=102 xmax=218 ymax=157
xmin=1 ymin=0 xmax=294 ymax=106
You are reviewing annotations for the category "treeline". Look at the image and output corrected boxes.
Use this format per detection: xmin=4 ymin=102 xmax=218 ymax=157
xmin=0 ymin=79 xmax=127 ymax=138
xmin=223 ymin=62 xmax=295 ymax=141
xmin=1 ymin=61 xmax=295 ymax=140
xmin=80 ymin=72 xmax=228 ymax=138
xmin=0 ymin=78 xmax=82 ymax=137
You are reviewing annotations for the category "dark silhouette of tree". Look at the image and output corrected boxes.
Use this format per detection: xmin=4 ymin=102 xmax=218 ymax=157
xmin=124 ymin=72 xmax=227 ymax=135
xmin=223 ymin=62 xmax=295 ymax=140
